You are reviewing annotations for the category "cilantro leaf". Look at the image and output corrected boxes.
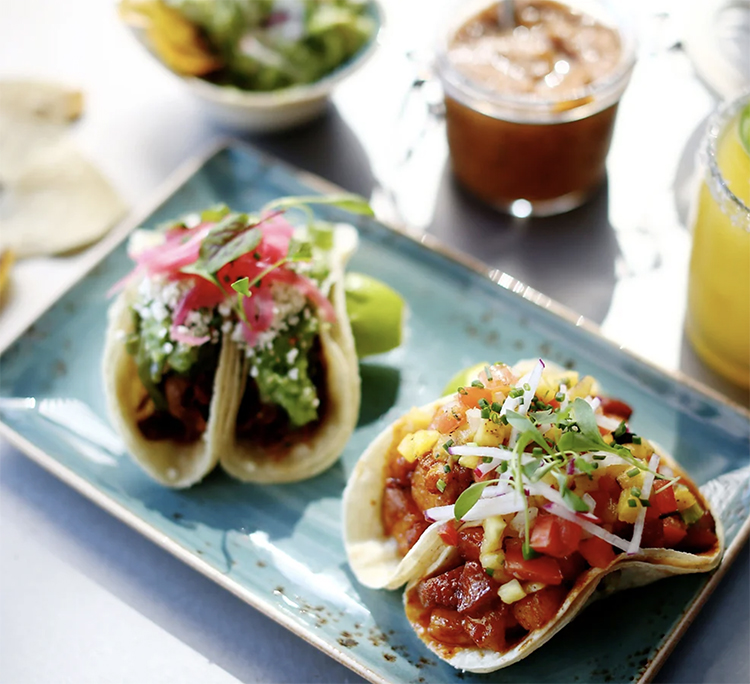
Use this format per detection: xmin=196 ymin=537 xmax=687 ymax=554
xmin=557 ymin=430 xmax=606 ymax=454
xmin=574 ymin=457 xmax=597 ymax=476
xmin=570 ymin=398 xmax=603 ymax=443
xmin=200 ymin=204 xmax=231 ymax=223
xmin=505 ymin=410 xmax=554 ymax=455
xmin=563 ymin=487 xmax=590 ymax=512
xmin=555 ymin=472 xmax=590 ymax=512
xmin=199 ymin=214 xmax=263 ymax=275
xmin=231 ymin=277 xmax=251 ymax=297
xmin=454 ymin=480 xmax=491 ymax=520
xmin=287 ymin=238 xmax=313 ymax=262
xmin=528 ymin=408 xmax=556 ymax=423
xmin=522 ymin=460 xmax=540 ymax=480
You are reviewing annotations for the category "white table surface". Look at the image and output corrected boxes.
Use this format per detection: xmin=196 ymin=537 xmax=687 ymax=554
xmin=1 ymin=1 xmax=748 ymax=683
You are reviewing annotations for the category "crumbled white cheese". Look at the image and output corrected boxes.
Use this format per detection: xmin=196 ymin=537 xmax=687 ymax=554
xmin=235 ymin=281 xmax=310 ymax=358
xmin=132 ymin=275 xmax=217 ymax=344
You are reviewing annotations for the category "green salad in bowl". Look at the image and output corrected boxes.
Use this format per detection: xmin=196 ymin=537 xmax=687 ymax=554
xmin=121 ymin=0 xmax=381 ymax=131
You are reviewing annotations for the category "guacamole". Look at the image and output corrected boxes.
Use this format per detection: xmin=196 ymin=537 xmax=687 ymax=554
xmin=247 ymin=303 xmax=322 ymax=427
xmin=125 ymin=279 xmax=222 ymax=410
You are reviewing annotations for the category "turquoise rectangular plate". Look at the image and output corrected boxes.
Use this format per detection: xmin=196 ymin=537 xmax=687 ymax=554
xmin=1 ymin=142 xmax=749 ymax=684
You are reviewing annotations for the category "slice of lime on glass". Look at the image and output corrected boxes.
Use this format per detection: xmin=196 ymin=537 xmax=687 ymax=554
xmin=441 ymin=362 xmax=490 ymax=396
xmin=344 ymin=272 xmax=405 ymax=358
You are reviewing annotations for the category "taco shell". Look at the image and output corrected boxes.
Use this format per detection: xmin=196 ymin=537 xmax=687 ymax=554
xmin=217 ymin=261 xmax=360 ymax=483
xmin=343 ymin=358 xmax=724 ymax=672
xmin=102 ymin=282 xmax=225 ymax=488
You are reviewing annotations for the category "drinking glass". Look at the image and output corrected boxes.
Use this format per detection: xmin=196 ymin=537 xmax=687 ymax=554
xmin=686 ymin=90 xmax=750 ymax=388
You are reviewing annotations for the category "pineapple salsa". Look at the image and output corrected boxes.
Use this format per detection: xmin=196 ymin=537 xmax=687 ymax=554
xmin=383 ymin=360 xmax=718 ymax=654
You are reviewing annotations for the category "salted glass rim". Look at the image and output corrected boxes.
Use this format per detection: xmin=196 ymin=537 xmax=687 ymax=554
xmin=705 ymin=89 xmax=750 ymax=229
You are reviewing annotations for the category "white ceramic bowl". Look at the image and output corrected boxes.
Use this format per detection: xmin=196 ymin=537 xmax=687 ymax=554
xmin=126 ymin=2 xmax=382 ymax=133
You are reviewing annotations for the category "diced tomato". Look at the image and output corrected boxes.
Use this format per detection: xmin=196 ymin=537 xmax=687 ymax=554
xmin=457 ymin=386 xmax=493 ymax=409
xmin=511 ymin=585 xmax=567 ymax=631
xmin=438 ymin=520 xmax=460 ymax=547
xmin=578 ymin=536 xmax=616 ymax=568
xmin=556 ymin=551 xmax=588 ymax=581
xmin=651 ymin=482 xmax=678 ymax=516
xmin=661 ymin=516 xmax=688 ymax=548
xmin=431 ymin=401 xmax=466 ymax=433
xmin=599 ymin=397 xmax=633 ymax=420
xmin=589 ymin=475 xmax=621 ymax=525
xmin=504 ymin=539 xmax=563 ymax=585
xmin=530 ymin=515 xmax=582 ymax=559
xmin=640 ymin=518 xmax=664 ymax=548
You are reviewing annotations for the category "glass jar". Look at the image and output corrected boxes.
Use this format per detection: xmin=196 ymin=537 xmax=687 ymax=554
xmin=435 ymin=0 xmax=636 ymax=216
xmin=686 ymin=90 xmax=750 ymax=388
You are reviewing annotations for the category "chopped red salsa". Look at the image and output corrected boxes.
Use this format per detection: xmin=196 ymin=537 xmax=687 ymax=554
xmin=384 ymin=361 xmax=719 ymax=654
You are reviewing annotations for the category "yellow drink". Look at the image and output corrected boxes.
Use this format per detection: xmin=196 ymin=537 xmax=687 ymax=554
xmin=686 ymin=93 xmax=750 ymax=388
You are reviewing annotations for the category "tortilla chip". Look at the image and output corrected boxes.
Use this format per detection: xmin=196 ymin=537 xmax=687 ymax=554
xmin=0 ymin=249 xmax=14 ymax=303
xmin=0 ymin=140 xmax=127 ymax=257
xmin=0 ymin=80 xmax=126 ymax=257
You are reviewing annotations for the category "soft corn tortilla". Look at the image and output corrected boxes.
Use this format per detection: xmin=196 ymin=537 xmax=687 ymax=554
xmin=217 ymin=264 xmax=360 ymax=483
xmin=401 ymin=447 xmax=723 ymax=674
xmin=343 ymin=396 xmax=452 ymax=589
xmin=215 ymin=224 xmax=361 ymax=483
xmin=102 ymin=283 xmax=225 ymax=488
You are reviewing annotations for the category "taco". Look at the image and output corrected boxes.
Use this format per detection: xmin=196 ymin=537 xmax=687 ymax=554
xmin=104 ymin=196 xmax=369 ymax=486
xmin=343 ymin=359 xmax=723 ymax=672
xmin=215 ymin=218 xmax=361 ymax=483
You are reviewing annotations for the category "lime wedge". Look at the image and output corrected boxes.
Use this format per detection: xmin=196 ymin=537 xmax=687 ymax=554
xmin=739 ymin=102 xmax=750 ymax=157
xmin=344 ymin=272 xmax=405 ymax=358
xmin=441 ymin=362 xmax=490 ymax=396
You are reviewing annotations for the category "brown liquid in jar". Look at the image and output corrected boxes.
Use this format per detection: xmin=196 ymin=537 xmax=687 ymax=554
xmin=443 ymin=0 xmax=625 ymax=213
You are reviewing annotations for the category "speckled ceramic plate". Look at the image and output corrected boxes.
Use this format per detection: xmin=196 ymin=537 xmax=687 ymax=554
xmin=1 ymin=142 xmax=749 ymax=684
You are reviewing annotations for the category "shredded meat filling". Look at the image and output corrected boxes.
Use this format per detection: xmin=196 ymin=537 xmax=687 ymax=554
xmin=235 ymin=338 xmax=327 ymax=449
xmin=136 ymin=371 xmax=213 ymax=443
